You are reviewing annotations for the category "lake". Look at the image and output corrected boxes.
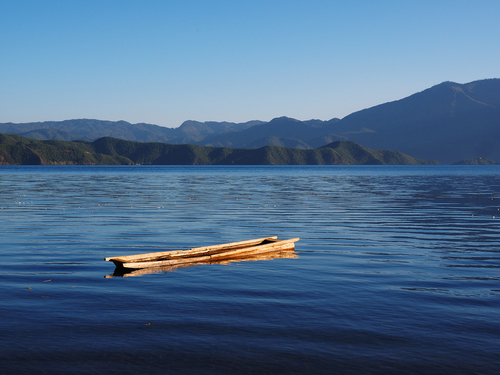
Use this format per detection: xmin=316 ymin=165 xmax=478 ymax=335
xmin=1 ymin=165 xmax=499 ymax=374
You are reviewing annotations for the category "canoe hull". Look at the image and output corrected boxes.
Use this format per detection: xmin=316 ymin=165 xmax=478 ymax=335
xmin=106 ymin=250 xmax=299 ymax=278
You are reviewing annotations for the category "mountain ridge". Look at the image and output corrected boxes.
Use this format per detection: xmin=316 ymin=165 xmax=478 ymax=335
xmin=1 ymin=78 xmax=499 ymax=163
xmin=326 ymin=79 xmax=500 ymax=163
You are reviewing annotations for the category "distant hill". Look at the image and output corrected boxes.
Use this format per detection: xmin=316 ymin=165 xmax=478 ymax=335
xmin=0 ymin=117 xmax=339 ymax=151
xmin=0 ymin=119 xmax=265 ymax=145
xmin=198 ymin=117 xmax=341 ymax=149
xmin=0 ymin=134 xmax=435 ymax=166
xmin=2 ymin=78 xmax=499 ymax=163
xmin=18 ymin=128 xmax=77 ymax=141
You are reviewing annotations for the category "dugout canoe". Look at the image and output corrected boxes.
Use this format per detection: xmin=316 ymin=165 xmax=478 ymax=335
xmin=105 ymin=236 xmax=299 ymax=270
xmin=106 ymin=249 xmax=299 ymax=278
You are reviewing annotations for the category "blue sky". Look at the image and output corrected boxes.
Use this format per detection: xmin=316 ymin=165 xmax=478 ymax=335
xmin=1 ymin=0 xmax=499 ymax=128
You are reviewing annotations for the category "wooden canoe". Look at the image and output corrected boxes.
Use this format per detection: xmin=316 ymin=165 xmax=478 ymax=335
xmin=105 ymin=236 xmax=299 ymax=270
xmin=106 ymin=249 xmax=299 ymax=278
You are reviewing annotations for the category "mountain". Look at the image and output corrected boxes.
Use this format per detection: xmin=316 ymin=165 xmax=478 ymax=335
xmin=0 ymin=117 xmax=337 ymax=150
xmin=0 ymin=134 xmax=435 ymax=166
xmin=325 ymin=79 xmax=500 ymax=164
xmin=199 ymin=117 xmax=339 ymax=148
xmin=195 ymin=79 xmax=500 ymax=163
xmin=173 ymin=120 xmax=264 ymax=143
xmin=18 ymin=128 xmax=77 ymax=141
xmin=2 ymin=79 xmax=499 ymax=163
xmin=0 ymin=119 xmax=265 ymax=145
xmin=0 ymin=119 xmax=167 ymax=142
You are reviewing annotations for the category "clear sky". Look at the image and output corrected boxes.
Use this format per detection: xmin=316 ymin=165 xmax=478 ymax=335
xmin=1 ymin=0 xmax=499 ymax=128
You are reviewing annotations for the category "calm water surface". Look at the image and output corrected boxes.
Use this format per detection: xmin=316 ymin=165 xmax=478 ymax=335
xmin=1 ymin=165 xmax=499 ymax=374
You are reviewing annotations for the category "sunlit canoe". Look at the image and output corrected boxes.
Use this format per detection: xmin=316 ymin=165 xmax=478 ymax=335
xmin=106 ymin=249 xmax=299 ymax=277
xmin=105 ymin=236 xmax=299 ymax=270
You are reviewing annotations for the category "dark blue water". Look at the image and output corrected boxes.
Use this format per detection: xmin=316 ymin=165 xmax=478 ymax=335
xmin=1 ymin=165 xmax=499 ymax=374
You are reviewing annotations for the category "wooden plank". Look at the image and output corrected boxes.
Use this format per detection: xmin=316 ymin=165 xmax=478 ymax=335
xmin=214 ymin=250 xmax=299 ymax=264
xmin=117 ymin=255 xmax=212 ymax=269
xmin=114 ymin=238 xmax=299 ymax=269
xmin=105 ymin=236 xmax=278 ymax=263
xmin=210 ymin=238 xmax=298 ymax=261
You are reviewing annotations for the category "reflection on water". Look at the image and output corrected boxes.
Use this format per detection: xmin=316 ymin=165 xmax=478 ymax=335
xmin=107 ymin=250 xmax=299 ymax=278
xmin=0 ymin=165 xmax=499 ymax=375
